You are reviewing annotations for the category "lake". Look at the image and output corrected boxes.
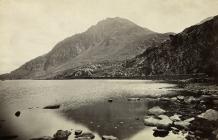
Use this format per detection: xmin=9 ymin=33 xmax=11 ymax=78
xmin=0 ymin=80 xmax=186 ymax=140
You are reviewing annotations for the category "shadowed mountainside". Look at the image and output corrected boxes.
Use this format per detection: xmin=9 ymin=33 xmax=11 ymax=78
xmin=126 ymin=15 xmax=218 ymax=79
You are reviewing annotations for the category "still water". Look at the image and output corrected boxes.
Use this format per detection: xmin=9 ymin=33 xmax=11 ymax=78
xmin=0 ymin=80 xmax=185 ymax=140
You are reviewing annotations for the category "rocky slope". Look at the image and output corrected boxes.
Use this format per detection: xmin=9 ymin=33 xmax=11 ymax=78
xmin=2 ymin=17 xmax=170 ymax=79
xmin=126 ymin=15 xmax=218 ymax=79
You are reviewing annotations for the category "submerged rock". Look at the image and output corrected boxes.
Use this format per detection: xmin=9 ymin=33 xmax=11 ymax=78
xmin=153 ymin=128 xmax=169 ymax=137
xmin=53 ymin=130 xmax=71 ymax=140
xmin=15 ymin=111 xmax=21 ymax=117
xmin=198 ymin=109 xmax=218 ymax=121
xmin=148 ymin=106 xmax=166 ymax=115
xmin=144 ymin=115 xmax=172 ymax=128
xmin=75 ymin=132 xmax=95 ymax=139
xmin=108 ymin=99 xmax=113 ymax=103
xmin=43 ymin=104 xmax=60 ymax=109
xmin=102 ymin=135 xmax=118 ymax=140
xmin=75 ymin=130 xmax=83 ymax=135
xmin=127 ymin=98 xmax=140 ymax=101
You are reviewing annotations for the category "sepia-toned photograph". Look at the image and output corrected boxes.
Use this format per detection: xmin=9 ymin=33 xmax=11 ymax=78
xmin=0 ymin=0 xmax=218 ymax=139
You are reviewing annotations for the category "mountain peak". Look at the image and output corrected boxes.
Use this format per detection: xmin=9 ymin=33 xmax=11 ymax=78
xmin=86 ymin=17 xmax=154 ymax=36
xmin=97 ymin=17 xmax=136 ymax=25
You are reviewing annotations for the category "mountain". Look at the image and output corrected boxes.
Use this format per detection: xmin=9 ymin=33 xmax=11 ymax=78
xmin=127 ymin=15 xmax=218 ymax=79
xmin=2 ymin=17 xmax=170 ymax=79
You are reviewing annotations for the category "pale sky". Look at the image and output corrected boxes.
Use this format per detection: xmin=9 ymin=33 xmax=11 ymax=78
xmin=0 ymin=0 xmax=218 ymax=74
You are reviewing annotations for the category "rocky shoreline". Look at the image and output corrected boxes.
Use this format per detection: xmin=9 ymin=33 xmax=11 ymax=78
xmin=1 ymin=80 xmax=217 ymax=140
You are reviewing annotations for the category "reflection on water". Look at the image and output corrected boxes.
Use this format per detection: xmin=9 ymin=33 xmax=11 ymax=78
xmin=0 ymin=80 xmax=184 ymax=140
xmin=62 ymin=98 xmax=148 ymax=140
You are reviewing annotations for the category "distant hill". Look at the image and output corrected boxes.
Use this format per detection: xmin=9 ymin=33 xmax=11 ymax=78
xmin=2 ymin=17 xmax=170 ymax=79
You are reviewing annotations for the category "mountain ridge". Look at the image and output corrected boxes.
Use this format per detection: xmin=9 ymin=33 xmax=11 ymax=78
xmin=2 ymin=17 xmax=167 ymax=79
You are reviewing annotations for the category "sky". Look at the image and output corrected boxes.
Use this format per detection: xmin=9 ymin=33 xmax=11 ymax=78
xmin=0 ymin=0 xmax=218 ymax=74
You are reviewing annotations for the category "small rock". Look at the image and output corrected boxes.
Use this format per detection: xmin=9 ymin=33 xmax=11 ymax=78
xmin=171 ymin=127 xmax=179 ymax=134
xmin=144 ymin=115 xmax=172 ymax=128
xmin=212 ymin=129 xmax=218 ymax=139
xmin=185 ymin=96 xmax=198 ymax=103
xmin=75 ymin=130 xmax=82 ymax=135
xmin=213 ymin=99 xmax=218 ymax=105
xmin=198 ymin=109 xmax=218 ymax=121
xmin=171 ymin=97 xmax=177 ymax=102
xmin=127 ymin=98 xmax=140 ymax=101
xmin=108 ymin=99 xmax=113 ymax=103
xmin=135 ymin=117 xmax=140 ymax=120
xmin=148 ymin=106 xmax=166 ymax=115
xmin=177 ymin=96 xmax=184 ymax=101
xmin=74 ymin=137 xmax=91 ymax=140
xmin=102 ymin=135 xmax=118 ymax=140
xmin=43 ymin=104 xmax=60 ymax=109
xmin=153 ymin=128 xmax=169 ymax=137
xmin=160 ymin=98 xmax=170 ymax=102
xmin=53 ymin=130 xmax=71 ymax=140
xmin=15 ymin=111 xmax=21 ymax=117
xmin=75 ymin=132 xmax=95 ymax=139
xmin=170 ymin=114 xmax=181 ymax=122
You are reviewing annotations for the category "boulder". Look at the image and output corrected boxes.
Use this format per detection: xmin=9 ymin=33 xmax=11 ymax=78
xmin=75 ymin=132 xmax=95 ymax=139
xmin=144 ymin=115 xmax=172 ymax=128
xmin=174 ymin=117 xmax=195 ymax=129
xmin=53 ymin=130 xmax=71 ymax=140
xmin=148 ymin=106 xmax=166 ymax=115
xmin=75 ymin=130 xmax=83 ymax=135
xmin=102 ymin=135 xmax=118 ymax=140
xmin=198 ymin=109 xmax=218 ymax=121
xmin=169 ymin=114 xmax=181 ymax=122
xmin=153 ymin=128 xmax=169 ymax=137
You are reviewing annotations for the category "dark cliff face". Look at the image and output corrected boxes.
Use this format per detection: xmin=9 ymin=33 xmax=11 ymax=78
xmin=6 ymin=17 xmax=164 ymax=79
xmin=131 ymin=15 xmax=218 ymax=78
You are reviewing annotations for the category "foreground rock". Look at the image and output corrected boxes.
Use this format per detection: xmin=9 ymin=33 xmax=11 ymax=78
xmin=43 ymin=104 xmax=61 ymax=109
xmin=53 ymin=130 xmax=71 ymax=140
xmin=144 ymin=115 xmax=172 ymax=128
xmin=75 ymin=132 xmax=95 ymax=139
xmin=169 ymin=114 xmax=181 ymax=122
xmin=174 ymin=117 xmax=195 ymax=129
xmin=102 ymin=135 xmax=118 ymax=140
xmin=148 ymin=106 xmax=166 ymax=116
xmin=198 ymin=109 xmax=218 ymax=121
xmin=153 ymin=128 xmax=169 ymax=137
xmin=30 ymin=130 xmax=71 ymax=140
xmin=75 ymin=130 xmax=83 ymax=135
